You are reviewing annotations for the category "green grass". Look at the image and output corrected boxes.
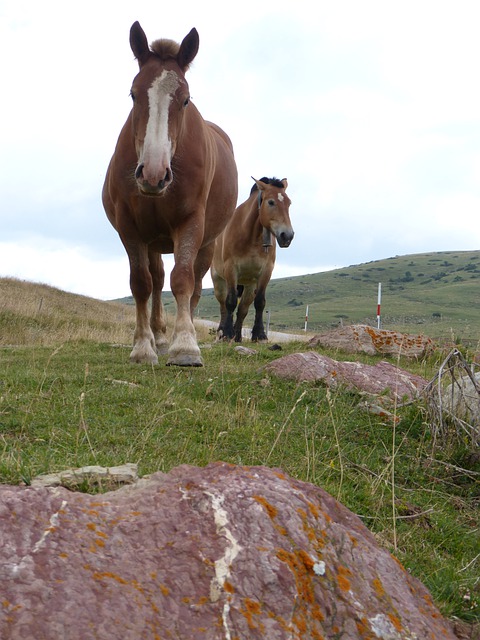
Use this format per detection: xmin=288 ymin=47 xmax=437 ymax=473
xmin=1 ymin=338 xmax=478 ymax=623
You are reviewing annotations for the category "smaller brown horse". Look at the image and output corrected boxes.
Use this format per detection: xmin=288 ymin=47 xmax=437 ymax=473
xmin=211 ymin=177 xmax=294 ymax=342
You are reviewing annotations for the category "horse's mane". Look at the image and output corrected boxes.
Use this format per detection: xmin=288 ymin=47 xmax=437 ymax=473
xmin=150 ymin=39 xmax=193 ymax=70
xmin=250 ymin=177 xmax=284 ymax=195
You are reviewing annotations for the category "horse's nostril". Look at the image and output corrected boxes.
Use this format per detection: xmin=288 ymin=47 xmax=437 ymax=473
xmin=135 ymin=163 xmax=144 ymax=180
xmin=158 ymin=168 xmax=172 ymax=190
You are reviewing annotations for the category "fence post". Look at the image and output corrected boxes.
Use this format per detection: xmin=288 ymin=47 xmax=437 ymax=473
xmin=377 ymin=283 xmax=382 ymax=330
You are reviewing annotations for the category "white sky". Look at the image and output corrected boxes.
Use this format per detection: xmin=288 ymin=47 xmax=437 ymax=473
xmin=1 ymin=0 xmax=479 ymax=300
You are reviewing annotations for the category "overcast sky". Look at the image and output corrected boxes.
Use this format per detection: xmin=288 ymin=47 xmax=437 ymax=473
xmin=1 ymin=0 xmax=479 ymax=300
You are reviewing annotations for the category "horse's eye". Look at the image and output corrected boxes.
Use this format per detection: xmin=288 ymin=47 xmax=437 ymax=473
xmin=267 ymin=199 xmax=275 ymax=207
xmin=130 ymin=90 xmax=136 ymax=102
xmin=183 ymin=97 xmax=190 ymax=108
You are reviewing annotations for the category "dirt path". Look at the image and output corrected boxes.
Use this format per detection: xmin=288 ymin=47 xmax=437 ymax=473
xmin=197 ymin=319 xmax=309 ymax=343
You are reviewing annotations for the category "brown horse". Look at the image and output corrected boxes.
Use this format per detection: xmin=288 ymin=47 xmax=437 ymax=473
xmin=211 ymin=177 xmax=294 ymax=342
xmin=102 ymin=22 xmax=238 ymax=366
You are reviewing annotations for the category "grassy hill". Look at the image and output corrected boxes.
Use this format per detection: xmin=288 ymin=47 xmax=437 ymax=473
xmin=118 ymin=250 xmax=480 ymax=344
xmin=0 ymin=277 xmax=137 ymax=346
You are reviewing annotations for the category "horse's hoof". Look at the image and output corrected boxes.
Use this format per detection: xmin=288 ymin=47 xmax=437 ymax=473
xmin=130 ymin=339 xmax=159 ymax=364
xmin=130 ymin=353 xmax=159 ymax=365
xmin=166 ymin=354 xmax=204 ymax=367
xmin=156 ymin=342 xmax=169 ymax=356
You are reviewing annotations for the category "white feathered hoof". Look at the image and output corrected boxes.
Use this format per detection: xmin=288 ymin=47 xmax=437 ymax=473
xmin=130 ymin=341 xmax=159 ymax=365
xmin=167 ymin=331 xmax=203 ymax=367
xmin=166 ymin=353 xmax=204 ymax=367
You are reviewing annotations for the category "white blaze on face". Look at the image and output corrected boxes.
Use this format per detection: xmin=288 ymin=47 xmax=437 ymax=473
xmin=277 ymin=193 xmax=284 ymax=202
xmin=142 ymin=70 xmax=180 ymax=185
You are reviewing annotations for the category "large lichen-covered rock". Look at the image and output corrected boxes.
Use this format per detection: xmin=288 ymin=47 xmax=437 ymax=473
xmin=308 ymin=324 xmax=435 ymax=358
xmin=0 ymin=463 xmax=456 ymax=639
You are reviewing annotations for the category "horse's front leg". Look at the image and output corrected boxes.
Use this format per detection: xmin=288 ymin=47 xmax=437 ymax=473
xmin=251 ymin=287 xmax=268 ymax=342
xmin=127 ymin=246 xmax=158 ymax=364
xmin=251 ymin=266 xmax=273 ymax=342
xmin=233 ymin=285 xmax=255 ymax=342
xmin=167 ymin=227 xmax=204 ymax=366
xmin=148 ymin=249 xmax=169 ymax=355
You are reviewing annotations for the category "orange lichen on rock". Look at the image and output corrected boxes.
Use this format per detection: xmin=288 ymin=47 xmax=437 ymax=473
xmin=348 ymin=534 xmax=358 ymax=547
xmin=372 ymin=577 xmax=385 ymax=597
xmin=253 ymin=495 xmax=278 ymax=519
xmin=298 ymin=549 xmax=315 ymax=573
xmin=355 ymin=616 xmax=376 ymax=639
xmin=92 ymin=571 xmax=129 ymax=585
xmin=239 ymin=598 xmax=264 ymax=631
xmin=223 ymin=581 xmax=235 ymax=594
xmin=307 ymin=501 xmax=320 ymax=518
xmin=337 ymin=565 xmax=352 ymax=592
xmin=388 ymin=613 xmax=403 ymax=632
xmin=275 ymin=545 xmax=327 ymax=636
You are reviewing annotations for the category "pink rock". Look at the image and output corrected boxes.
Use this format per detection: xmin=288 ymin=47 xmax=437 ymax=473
xmin=0 ymin=463 xmax=455 ymax=639
xmin=265 ymin=351 xmax=428 ymax=402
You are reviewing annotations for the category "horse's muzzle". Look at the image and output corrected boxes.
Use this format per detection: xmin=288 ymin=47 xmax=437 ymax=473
xmin=135 ymin=164 xmax=172 ymax=196
xmin=277 ymin=230 xmax=294 ymax=248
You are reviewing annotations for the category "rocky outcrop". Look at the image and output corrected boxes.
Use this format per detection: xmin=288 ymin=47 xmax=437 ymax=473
xmin=0 ymin=463 xmax=456 ymax=639
xmin=308 ymin=324 xmax=435 ymax=358
xmin=264 ymin=351 xmax=428 ymax=403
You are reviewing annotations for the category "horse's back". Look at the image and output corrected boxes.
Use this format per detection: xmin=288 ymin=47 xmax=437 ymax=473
xmin=206 ymin=120 xmax=235 ymax=154
xmin=203 ymin=120 xmax=238 ymax=241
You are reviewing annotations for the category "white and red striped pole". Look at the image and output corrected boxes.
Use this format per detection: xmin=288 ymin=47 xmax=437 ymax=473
xmin=376 ymin=283 xmax=382 ymax=329
xmin=304 ymin=305 xmax=309 ymax=332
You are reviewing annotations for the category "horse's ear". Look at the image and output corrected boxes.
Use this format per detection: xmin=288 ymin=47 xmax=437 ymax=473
xmin=178 ymin=28 xmax=199 ymax=70
xmin=130 ymin=21 xmax=151 ymax=67
xmin=252 ymin=177 xmax=266 ymax=191
xmin=281 ymin=178 xmax=288 ymax=189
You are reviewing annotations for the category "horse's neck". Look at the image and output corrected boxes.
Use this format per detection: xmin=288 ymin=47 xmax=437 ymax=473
xmin=244 ymin=194 xmax=266 ymax=243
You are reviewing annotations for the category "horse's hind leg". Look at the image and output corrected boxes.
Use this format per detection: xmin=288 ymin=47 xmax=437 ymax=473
xmin=191 ymin=242 xmax=214 ymax=317
xmin=149 ymin=250 xmax=168 ymax=355
xmin=223 ymin=286 xmax=238 ymax=340
xmin=212 ymin=269 xmax=228 ymax=338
